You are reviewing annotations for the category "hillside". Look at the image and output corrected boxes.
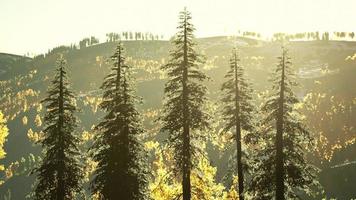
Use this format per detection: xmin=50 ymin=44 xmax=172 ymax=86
xmin=0 ymin=37 xmax=355 ymax=199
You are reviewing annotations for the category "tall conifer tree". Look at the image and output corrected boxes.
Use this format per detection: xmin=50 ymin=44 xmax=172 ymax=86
xmin=32 ymin=56 xmax=83 ymax=200
xmin=90 ymin=43 xmax=148 ymax=199
xmin=221 ymin=48 xmax=254 ymax=200
xmin=249 ymin=47 xmax=318 ymax=199
xmin=160 ymin=8 xmax=209 ymax=200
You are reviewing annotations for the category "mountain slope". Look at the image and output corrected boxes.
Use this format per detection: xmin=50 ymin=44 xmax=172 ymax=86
xmin=0 ymin=37 xmax=355 ymax=199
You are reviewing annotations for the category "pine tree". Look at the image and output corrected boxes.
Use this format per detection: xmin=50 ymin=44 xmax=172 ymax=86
xmin=249 ymin=47 xmax=319 ymax=199
xmin=32 ymin=56 xmax=83 ymax=200
xmin=220 ymin=48 xmax=254 ymax=200
xmin=160 ymin=8 xmax=209 ymax=200
xmin=90 ymin=43 xmax=148 ymax=199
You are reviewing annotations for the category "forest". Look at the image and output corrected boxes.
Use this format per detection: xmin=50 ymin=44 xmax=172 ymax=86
xmin=1 ymin=6 xmax=356 ymax=200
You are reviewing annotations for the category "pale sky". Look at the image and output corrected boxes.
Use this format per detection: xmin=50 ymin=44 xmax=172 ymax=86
xmin=1 ymin=0 xmax=356 ymax=55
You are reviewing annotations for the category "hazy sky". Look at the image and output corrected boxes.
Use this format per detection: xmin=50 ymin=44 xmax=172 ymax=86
xmin=1 ymin=0 xmax=356 ymax=55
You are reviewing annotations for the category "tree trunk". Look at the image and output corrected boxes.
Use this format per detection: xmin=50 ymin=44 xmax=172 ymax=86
xmin=182 ymin=12 xmax=191 ymax=200
xmin=275 ymin=49 xmax=285 ymax=200
xmin=182 ymin=130 xmax=191 ymax=200
xmin=57 ymin=62 xmax=65 ymax=200
xmin=234 ymin=52 xmax=244 ymax=200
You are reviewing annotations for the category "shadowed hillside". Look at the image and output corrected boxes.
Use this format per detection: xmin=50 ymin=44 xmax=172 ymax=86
xmin=0 ymin=37 xmax=355 ymax=199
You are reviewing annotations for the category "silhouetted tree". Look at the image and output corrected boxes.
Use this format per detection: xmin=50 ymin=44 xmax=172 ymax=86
xmin=106 ymin=33 xmax=113 ymax=42
xmin=32 ymin=56 xmax=83 ymax=200
xmin=221 ymin=48 xmax=254 ymax=200
xmin=122 ymin=32 xmax=128 ymax=40
xmin=316 ymin=32 xmax=320 ymax=41
xmin=79 ymin=38 xmax=90 ymax=49
xmin=160 ymin=8 xmax=209 ymax=200
xmin=90 ymin=43 xmax=148 ymax=199
xmin=107 ymin=32 xmax=121 ymax=42
xmin=322 ymin=32 xmax=329 ymax=41
xmin=249 ymin=47 xmax=319 ymax=199
xmin=90 ymin=36 xmax=99 ymax=45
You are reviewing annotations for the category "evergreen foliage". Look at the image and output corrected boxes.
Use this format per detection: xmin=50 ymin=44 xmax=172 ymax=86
xmin=160 ymin=8 xmax=210 ymax=200
xmin=248 ymin=47 xmax=319 ymax=199
xmin=90 ymin=43 xmax=148 ymax=199
xmin=220 ymin=48 xmax=254 ymax=200
xmin=32 ymin=56 xmax=83 ymax=200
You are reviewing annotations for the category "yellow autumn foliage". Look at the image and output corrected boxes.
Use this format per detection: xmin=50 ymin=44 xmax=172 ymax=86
xmin=150 ymin=147 xmax=181 ymax=200
xmin=302 ymin=91 xmax=356 ymax=162
xmin=81 ymin=131 xmax=94 ymax=142
xmin=0 ymin=111 xmax=9 ymax=186
xmin=191 ymin=158 xmax=225 ymax=200
xmin=22 ymin=116 xmax=28 ymax=125
xmin=34 ymin=114 xmax=42 ymax=127
xmin=27 ymin=129 xmax=44 ymax=143
xmin=0 ymin=111 xmax=9 ymax=161
xmin=36 ymin=103 xmax=43 ymax=112
xmin=222 ymin=176 xmax=239 ymax=200
xmin=149 ymin=142 xmax=227 ymax=200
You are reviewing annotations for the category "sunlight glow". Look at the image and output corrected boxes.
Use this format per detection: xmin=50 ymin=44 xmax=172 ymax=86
xmin=1 ymin=0 xmax=356 ymax=55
